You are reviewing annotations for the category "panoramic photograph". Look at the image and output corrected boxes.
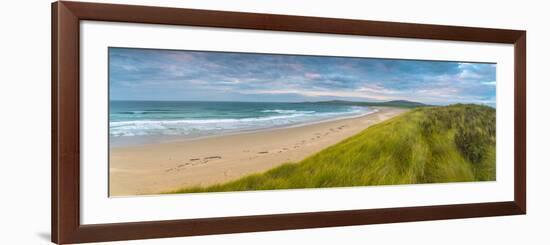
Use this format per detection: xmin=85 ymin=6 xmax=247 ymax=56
xmin=108 ymin=47 xmax=496 ymax=197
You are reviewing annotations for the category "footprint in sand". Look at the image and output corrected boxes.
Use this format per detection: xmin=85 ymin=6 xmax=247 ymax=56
xmin=204 ymin=156 xmax=222 ymax=160
xmin=186 ymin=156 xmax=222 ymax=165
xmin=258 ymin=151 xmax=269 ymax=154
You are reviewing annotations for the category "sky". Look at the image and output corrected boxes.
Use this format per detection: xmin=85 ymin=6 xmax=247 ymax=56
xmin=109 ymin=47 xmax=496 ymax=106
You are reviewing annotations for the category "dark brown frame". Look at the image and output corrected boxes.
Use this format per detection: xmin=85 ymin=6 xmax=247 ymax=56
xmin=52 ymin=1 xmax=526 ymax=244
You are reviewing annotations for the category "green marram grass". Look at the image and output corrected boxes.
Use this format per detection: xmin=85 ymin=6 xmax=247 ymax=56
xmin=169 ymin=104 xmax=496 ymax=194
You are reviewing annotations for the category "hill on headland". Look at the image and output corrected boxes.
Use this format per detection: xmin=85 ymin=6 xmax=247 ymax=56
xmin=308 ymin=99 xmax=430 ymax=108
xmin=170 ymin=104 xmax=495 ymax=194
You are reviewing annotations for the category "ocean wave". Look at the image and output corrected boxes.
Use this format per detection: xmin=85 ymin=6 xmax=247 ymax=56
xmin=117 ymin=110 xmax=182 ymax=115
xmin=110 ymin=107 xmax=372 ymax=137
xmin=260 ymin=109 xmax=315 ymax=114
xmin=118 ymin=111 xmax=147 ymax=115
xmin=110 ymin=113 xmax=313 ymax=127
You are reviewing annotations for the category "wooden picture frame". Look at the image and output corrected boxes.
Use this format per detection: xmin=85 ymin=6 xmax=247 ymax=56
xmin=52 ymin=1 xmax=526 ymax=244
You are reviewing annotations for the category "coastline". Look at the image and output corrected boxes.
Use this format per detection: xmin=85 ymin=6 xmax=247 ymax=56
xmin=110 ymin=107 xmax=377 ymax=148
xmin=109 ymin=106 xmax=408 ymax=196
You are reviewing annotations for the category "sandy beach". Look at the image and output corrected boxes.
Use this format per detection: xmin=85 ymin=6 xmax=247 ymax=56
xmin=109 ymin=107 xmax=407 ymax=196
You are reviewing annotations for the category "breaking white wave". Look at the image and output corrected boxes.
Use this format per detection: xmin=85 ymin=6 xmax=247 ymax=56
xmin=110 ymin=107 xmax=372 ymax=137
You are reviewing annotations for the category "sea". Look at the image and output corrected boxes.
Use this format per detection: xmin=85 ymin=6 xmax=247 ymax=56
xmin=109 ymin=101 xmax=374 ymax=146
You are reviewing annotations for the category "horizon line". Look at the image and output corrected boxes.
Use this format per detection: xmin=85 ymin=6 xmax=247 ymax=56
xmin=109 ymin=99 xmax=417 ymax=103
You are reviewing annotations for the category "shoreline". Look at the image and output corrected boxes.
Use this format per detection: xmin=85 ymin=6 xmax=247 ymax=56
xmin=109 ymin=108 xmax=378 ymax=148
xmin=110 ymin=109 xmax=380 ymax=148
xmin=109 ymin=107 xmax=408 ymax=196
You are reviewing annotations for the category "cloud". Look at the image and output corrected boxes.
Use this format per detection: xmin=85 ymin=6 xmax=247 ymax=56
xmin=109 ymin=48 xmax=496 ymax=105
xmin=304 ymin=72 xmax=321 ymax=79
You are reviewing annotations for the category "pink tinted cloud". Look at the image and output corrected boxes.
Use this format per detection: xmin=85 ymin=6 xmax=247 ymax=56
xmin=304 ymin=72 xmax=321 ymax=79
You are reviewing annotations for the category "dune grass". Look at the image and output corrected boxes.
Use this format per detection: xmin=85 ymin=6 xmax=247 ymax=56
xmin=168 ymin=104 xmax=496 ymax=194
